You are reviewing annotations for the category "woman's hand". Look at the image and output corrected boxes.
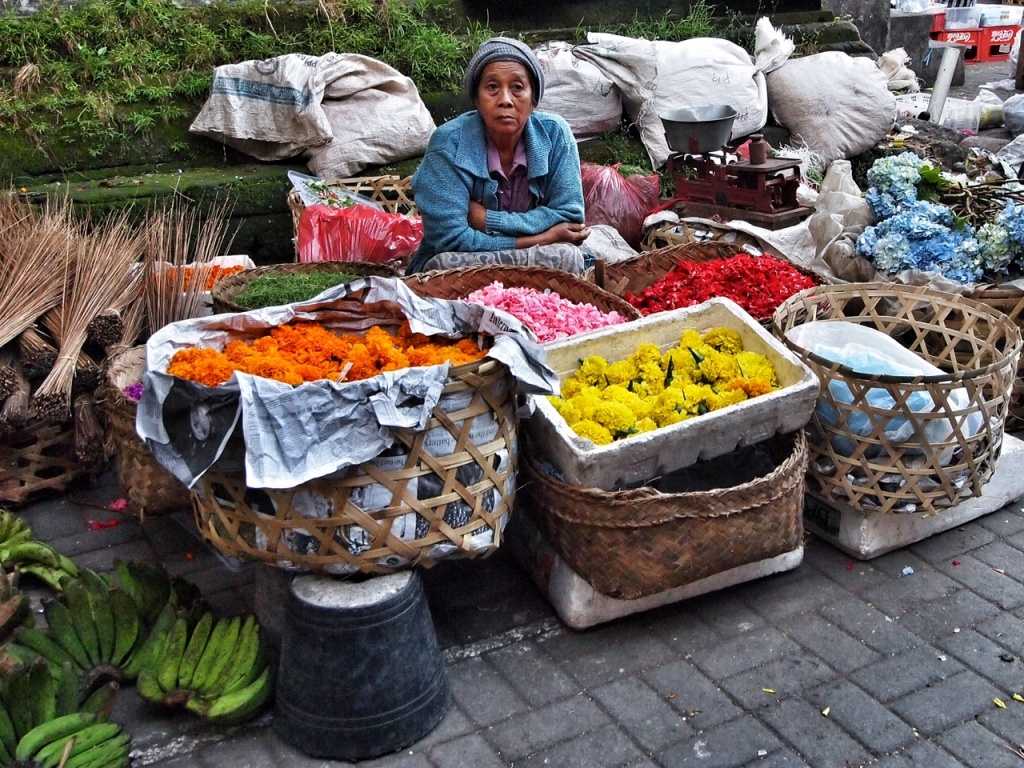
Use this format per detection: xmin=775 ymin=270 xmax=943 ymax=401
xmin=515 ymin=221 xmax=591 ymax=249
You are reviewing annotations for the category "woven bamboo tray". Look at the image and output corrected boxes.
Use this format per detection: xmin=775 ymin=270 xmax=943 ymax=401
xmin=211 ymin=261 xmax=399 ymax=315
xmin=287 ymin=176 xmax=416 ymax=261
xmin=965 ymin=283 xmax=1024 ymax=430
xmin=589 ymin=242 xmax=822 ymax=326
xmin=191 ymin=357 xmax=518 ymax=574
xmin=773 ymin=283 xmax=1022 ymax=515
xmin=518 ymin=430 xmax=807 ymax=600
xmin=402 ymin=264 xmax=642 ymax=330
xmin=103 ymin=346 xmax=190 ymax=519
xmin=641 ymin=216 xmax=764 ymax=252
xmin=0 ymin=419 xmax=84 ymax=505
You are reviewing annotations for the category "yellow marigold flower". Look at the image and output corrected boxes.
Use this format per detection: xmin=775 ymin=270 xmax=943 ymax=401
xmin=663 ymin=346 xmax=699 ymax=380
xmin=680 ymin=383 xmax=717 ymax=415
xmin=703 ymin=327 xmax=744 ymax=355
xmin=697 ymin=348 xmax=740 ymax=385
xmin=635 ymin=360 xmax=666 ymax=396
xmin=605 ymin=359 xmax=639 ymax=386
xmin=560 ymin=377 xmax=584 ymax=399
xmin=657 ymin=410 xmax=687 ymax=428
xmin=634 ymin=416 xmax=659 ymax=434
xmin=572 ymin=419 xmax=614 ymax=446
xmin=569 ymin=388 xmax=604 ymax=421
xmin=718 ymin=386 xmax=749 ymax=407
xmin=725 ymin=377 xmax=774 ymax=398
xmin=577 ymin=355 xmax=609 ymax=386
xmin=591 ymin=400 xmax=637 ymax=434
xmin=736 ymin=351 xmax=778 ymax=386
xmin=680 ymin=329 xmax=703 ymax=349
xmin=603 ymin=385 xmax=652 ymax=420
xmin=549 ymin=397 xmax=582 ymax=426
xmin=633 ymin=343 xmax=663 ymax=366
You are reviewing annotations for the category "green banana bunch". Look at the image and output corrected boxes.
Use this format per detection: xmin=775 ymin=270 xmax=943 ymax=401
xmin=0 ymin=510 xmax=79 ymax=591
xmin=13 ymin=711 xmax=131 ymax=768
xmin=137 ymin=611 xmax=272 ymax=723
xmin=7 ymin=569 xmax=143 ymax=692
xmin=106 ymin=559 xmax=202 ymax=630
xmin=0 ymin=659 xmax=92 ymax=766
xmin=0 ymin=567 xmax=30 ymax=645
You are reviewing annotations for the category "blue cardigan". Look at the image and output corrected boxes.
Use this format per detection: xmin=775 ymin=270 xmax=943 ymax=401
xmin=408 ymin=110 xmax=585 ymax=273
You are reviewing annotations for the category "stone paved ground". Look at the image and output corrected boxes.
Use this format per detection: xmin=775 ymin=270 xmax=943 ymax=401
xmin=15 ymin=452 xmax=1024 ymax=768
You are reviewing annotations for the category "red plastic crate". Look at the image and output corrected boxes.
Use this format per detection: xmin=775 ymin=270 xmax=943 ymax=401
xmin=979 ymin=25 xmax=1018 ymax=61
xmin=939 ymin=28 xmax=981 ymax=61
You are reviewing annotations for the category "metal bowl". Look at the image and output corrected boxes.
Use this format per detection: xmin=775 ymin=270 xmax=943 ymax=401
xmin=659 ymin=105 xmax=738 ymax=155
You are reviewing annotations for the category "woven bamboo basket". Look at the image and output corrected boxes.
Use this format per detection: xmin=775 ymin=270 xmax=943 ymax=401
xmin=402 ymin=264 xmax=642 ymax=328
xmin=589 ymin=241 xmax=824 ymax=328
xmin=518 ymin=430 xmax=807 ymax=600
xmin=641 ymin=216 xmax=764 ymax=252
xmin=773 ymin=283 xmax=1022 ymax=515
xmin=191 ymin=357 xmax=519 ymax=574
xmin=103 ymin=346 xmax=190 ymax=519
xmin=210 ymin=261 xmax=399 ymax=315
xmin=0 ymin=419 xmax=84 ymax=505
xmin=965 ymin=283 xmax=1024 ymax=430
xmin=287 ymin=175 xmax=416 ymax=260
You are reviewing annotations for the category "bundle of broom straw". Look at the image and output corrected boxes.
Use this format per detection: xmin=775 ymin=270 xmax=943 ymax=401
xmin=144 ymin=197 xmax=236 ymax=335
xmin=32 ymin=211 xmax=146 ymax=423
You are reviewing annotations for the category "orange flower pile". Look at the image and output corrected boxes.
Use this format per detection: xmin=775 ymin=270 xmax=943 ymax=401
xmin=167 ymin=321 xmax=485 ymax=387
xmin=173 ymin=264 xmax=246 ymax=292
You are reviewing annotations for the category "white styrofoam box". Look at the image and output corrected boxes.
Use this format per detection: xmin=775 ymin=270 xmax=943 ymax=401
xmin=804 ymin=433 xmax=1024 ymax=560
xmin=524 ymin=298 xmax=819 ymax=491
xmin=507 ymin=509 xmax=803 ymax=629
xmin=978 ymin=3 xmax=1023 ymax=26
xmin=945 ymin=4 xmax=982 ymax=26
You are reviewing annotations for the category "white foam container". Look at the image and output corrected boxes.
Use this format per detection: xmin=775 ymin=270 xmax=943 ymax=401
xmin=524 ymin=298 xmax=819 ymax=490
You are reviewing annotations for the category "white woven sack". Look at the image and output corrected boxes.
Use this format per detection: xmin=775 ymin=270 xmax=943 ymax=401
xmin=535 ymin=41 xmax=623 ymax=139
xmin=767 ymin=52 xmax=896 ymax=167
xmin=575 ymin=33 xmax=768 ymax=169
xmin=190 ymin=53 xmax=350 ymax=161
xmin=304 ymin=55 xmax=436 ymax=178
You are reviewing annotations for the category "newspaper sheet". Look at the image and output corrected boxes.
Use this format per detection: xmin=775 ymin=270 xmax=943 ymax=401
xmin=137 ymin=276 xmax=557 ymax=490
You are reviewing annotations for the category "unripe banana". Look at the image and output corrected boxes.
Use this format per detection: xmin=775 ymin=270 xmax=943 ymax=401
xmin=32 ymin=721 xmax=121 ymax=768
xmin=108 ymin=587 xmax=139 ymax=668
xmin=42 ymin=599 xmax=91 ymax=671
xmin=63 ymin=582 xmax=102 ymax=667
xmin=4 ymin=540 xmax=61 ymax=569
xmin=189 ymin=615 xmax=229 ymax=693
xmin=195 ymin=615 xmax=240 ymax=696
xmin=177 ymin=610 xmax=213 ymax=690
xmin=186 ymin=665 xmax=272 ymax=723
xmin=14 ymin=711 xmax=97 ymax=762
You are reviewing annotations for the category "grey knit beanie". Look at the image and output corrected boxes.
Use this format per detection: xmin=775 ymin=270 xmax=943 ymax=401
xmin=464 ymin=37 xmax=545 ymax=106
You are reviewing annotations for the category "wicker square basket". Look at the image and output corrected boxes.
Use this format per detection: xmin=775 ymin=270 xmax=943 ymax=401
xmin=518 ymin=430 xmax=807 ymax=600
xmin=287 ymin=175 xmax=416 ymax=261
xmin=191 ymin=357 xmax=519 ymax=575
xmin=0 ymin=419 xmax=85 ymax=505
xmin=773 ymin=283 xmax=1022 ymax=515
xmin=103 ymin=345 xmax=190 ymax=519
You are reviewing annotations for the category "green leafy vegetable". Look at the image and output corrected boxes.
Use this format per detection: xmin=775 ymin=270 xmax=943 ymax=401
xmin=233 ymin=271 xmax=360 ymax=309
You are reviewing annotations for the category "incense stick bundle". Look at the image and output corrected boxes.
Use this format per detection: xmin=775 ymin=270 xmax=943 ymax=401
xmin=88 ymin=262 xmax=145 ymax=347
xmin=73 ymin=393 xmax=105 ymax=470
xmin=0 ymin=347 xmax=17 ymax=400
xmin=0 ymin=357 xmax=30 ymax=436
xmin=144 ymin=197 xmax=237 ymax=335
xmin=0 ymin=196 xmax=75 ymax=350
xmin=33 ymin=213 xmax=146 ymax=422
xmin=18 ymin=326 xmax=58 ymax=381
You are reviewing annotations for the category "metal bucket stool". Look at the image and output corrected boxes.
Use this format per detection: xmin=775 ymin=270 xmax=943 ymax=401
xmin=273 ymin=571 xmax=451 ymax=760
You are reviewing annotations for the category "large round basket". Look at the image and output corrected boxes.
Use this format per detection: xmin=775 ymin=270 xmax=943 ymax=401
xmin=287 ymin=175 xmax=416 ymax=260
xmin=191 ymin=357 xmax=518 ymax=574
xmin=641 ymin=215 xmax=765 ymax=252
xmin=211 ymin=261 xmax=398 ymax=315
xmin=586 ymin=242 xmax=821 ymax=328
xmin=518 ymin=430 xmax=807 ymax=600
xmin=402 ymin=264 xmax=641 ymax=329
xmin=773 ymin=283 xmax=1022 ymax=515
xmin=965 ymin=283 xmax=1024 ymax=430
xmin=103 ymin=346 xmax=190 ymax=519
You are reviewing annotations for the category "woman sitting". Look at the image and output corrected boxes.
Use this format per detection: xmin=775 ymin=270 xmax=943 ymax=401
xmin=408 ymin=37 xmax=592 ymax=274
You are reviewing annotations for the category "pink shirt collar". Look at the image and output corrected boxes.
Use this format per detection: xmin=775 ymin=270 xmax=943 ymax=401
xmin=486 ymin=137 xmax=528 ymax=180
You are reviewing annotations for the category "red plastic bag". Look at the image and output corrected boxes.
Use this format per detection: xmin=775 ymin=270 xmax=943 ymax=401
xmin=297 ymin=203 xmax=423 ymax=264
xmin=581 ymin=163 xmax=661 ymax=249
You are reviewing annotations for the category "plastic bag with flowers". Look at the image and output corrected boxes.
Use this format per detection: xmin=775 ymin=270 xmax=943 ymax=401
xmin=855 ymin=151 xmax=1024 ymax=287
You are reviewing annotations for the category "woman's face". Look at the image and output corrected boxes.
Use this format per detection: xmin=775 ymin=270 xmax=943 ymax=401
xmin=474 ymin=61 xmax=534 ymax=144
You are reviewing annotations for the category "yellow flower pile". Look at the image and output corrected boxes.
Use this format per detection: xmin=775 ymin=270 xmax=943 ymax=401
xmin=549 ymin=327 xmax=779 ymax=446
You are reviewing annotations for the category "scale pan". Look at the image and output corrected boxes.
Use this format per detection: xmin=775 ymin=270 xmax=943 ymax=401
xmin=660 ymin=105 xmax=738 ymax=155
